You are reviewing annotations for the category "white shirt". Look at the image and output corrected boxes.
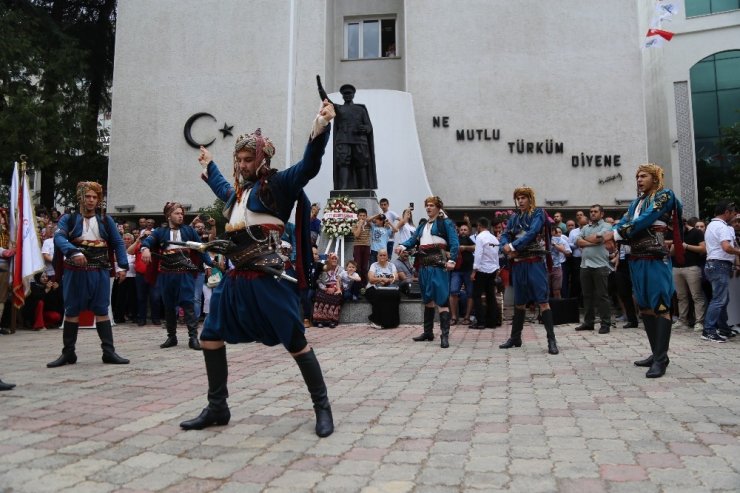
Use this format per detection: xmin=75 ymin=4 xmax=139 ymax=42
xmin=80 ymin=216 xmax=101 ymax=241
xmin=41 ymin=238 xmax=55 ymax=276
xmin=473 ymin=229 xmax=499 ymax=273
xmin=420 ymin=221 xmax=446 ymax=246
xmin=705 ymin=218 xmax=736 ymax=262
xmin=568 ymin=228 xmax=582 ymax=257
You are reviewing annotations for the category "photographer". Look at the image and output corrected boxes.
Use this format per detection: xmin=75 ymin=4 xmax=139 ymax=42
xmin=24 ymin=272 xmax=63 ymax=330
xmin=368 ymin=212 xmax=397 ymax=265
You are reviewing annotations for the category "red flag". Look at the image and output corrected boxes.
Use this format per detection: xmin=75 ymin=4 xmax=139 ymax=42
xmin=9 ymin=162 xmax=44 ymax=309
xmin=646 ymin=28 xmax=674 ymax=41
xmin=12 ymin=169 xmax=25 ymax=308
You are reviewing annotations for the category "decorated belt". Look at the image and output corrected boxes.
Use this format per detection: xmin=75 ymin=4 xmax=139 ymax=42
xmin=629 ymin=227 xmax=667 ymax=256
xmin=418 ymin=244 xmax=447 ymax=268
xmin=629 ymin=254 xmax=665 ymax=261
xmin=157 ymin=250 xmax=198 ymax=272
xmin=224 ymin=224 xmax=286 ymax=276
xmin=65 ymin=246 xmax=110 ymax=270
xmin=513 ymin=256 xmax=543 ymax=264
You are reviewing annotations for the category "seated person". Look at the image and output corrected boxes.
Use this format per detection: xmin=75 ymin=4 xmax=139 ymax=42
xmin=23 ymin=272 xmax=63 ymax=330
xmin=312 ymin=253 xmax=344 ymax=328
xmin=365 ymin=249 xmax=401 ymax=329
xmin=340 ymin=260 xmax=361 ymax=301
xmin=392 ymin=248 xmax=418 ymax=297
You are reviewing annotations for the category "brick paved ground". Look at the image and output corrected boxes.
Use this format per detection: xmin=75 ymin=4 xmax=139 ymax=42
xmin=0 ymin=319 xmax=738 ymax=492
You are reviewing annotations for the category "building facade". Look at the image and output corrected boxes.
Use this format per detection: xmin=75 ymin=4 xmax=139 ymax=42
xmin=108 ymin=0 xmax=740 ymax=219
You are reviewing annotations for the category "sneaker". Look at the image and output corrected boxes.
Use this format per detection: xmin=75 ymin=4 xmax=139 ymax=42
xmin=598 ymin=326 xmax=610 ymax=334
xmin=719 ymin=330 xmax=736 ymax=339
xmin=701 ymin=332 xmax=727 ymax=343
xmin=369 ymin=321 xmax=382 ymax=329
xmin=315 ymin=322 xmax=324 ymax=328
xmin=673 ymin=320 xmax=689 ymax=330
xmin=615 ymin=315 xmax=627 ymax=322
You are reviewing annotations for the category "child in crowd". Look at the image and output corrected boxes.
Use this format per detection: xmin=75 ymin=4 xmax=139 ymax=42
xmin=341 ymin=260 xmax=362 ymax=301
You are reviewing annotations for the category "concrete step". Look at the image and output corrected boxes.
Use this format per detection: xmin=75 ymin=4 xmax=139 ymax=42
xmin=339 ymin=298 xmax=428 ymax=324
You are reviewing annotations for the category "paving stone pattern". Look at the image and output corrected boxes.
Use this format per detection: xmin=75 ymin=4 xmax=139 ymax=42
xmin=0 ymin=319 xmax=738 ymax=492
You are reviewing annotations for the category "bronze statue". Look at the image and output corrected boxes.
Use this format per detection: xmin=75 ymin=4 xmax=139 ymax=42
xmin=332 ymin=84 xmax=377 ymax=190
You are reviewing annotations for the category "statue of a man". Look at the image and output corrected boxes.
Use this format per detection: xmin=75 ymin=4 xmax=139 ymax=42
xmin=333 ymin=84 xmax=377 ymax=190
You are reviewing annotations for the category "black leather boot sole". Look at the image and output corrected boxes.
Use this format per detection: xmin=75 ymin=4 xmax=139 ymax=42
xmin=412 ymin=333 xmax=434 ymax=341
xmin=102 ymin=352 xmax=130 ymax=364
xmin=47 ymin=353 xmax=77 ymax=368
xmin=160 ymin=336 xmax=178 ymax=348
xmin=634 ymin=355 xmax=653 ymax=367
xmin=180 ymin=407 xmax=231 ymax=430
xmin=499 ymin=339 xmax=522 ymax=349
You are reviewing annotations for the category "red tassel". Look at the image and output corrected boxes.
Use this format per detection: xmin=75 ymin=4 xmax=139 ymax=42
xmin=295 ymin=199 xmax=307 ymax=290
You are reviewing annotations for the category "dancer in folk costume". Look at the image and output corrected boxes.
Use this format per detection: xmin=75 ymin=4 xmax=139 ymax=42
xmin=47 ymin=182 xmax=130 ymax=367
xmin=180 ymin=100 xmax=336 ymax=437
xmin=608 ymin=163 xmax=683 ymax=378
xmin=499 ymin=187 xmax=559 ymax=355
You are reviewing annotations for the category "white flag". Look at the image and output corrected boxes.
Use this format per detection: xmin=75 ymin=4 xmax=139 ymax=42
xmin=9 ymin=162 xmax=44 ymax=307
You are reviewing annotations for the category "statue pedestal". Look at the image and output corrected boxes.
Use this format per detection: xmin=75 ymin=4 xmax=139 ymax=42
xmin=319 ymin=190 xmax=381 ymax=264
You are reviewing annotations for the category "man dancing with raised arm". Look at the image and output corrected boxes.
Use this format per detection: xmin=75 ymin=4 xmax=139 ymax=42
xmin=140 ymin=202 xmax=213 ymax=350
xmin=607 ymin=164 xmax=682 ymax=378
xmin=179 ymin=100 xmax=336 ymax=437
xmin=47 ymin=182 xmax=130 ymax=367
xmin=499 ymin=187 xmax=559 ymax=355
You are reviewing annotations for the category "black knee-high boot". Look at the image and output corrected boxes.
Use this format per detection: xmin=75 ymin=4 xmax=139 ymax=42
xmin=97 ymin=320 xmax=129 ymax=364
xmin=634 ymin=315 xmax=657 ymax=367
xmin=646 ymin=317 xmax=671 ymax=378
xmin=183 ymin=306 xmax=201 ymax=350
xmin=294 ymin=348 xmax=334 ymax=437
xmin=500 ymin=308 xmax=525 ymax=349
xmin=440 ymin=311 xmax=451 ymax=349
xmin=180 ymin=346 xmax=231 ymax=430
xmin=413 ymin=307 xmax=436 ymax=342
xmin=47 ymin=321 xmax=79 ymax=367
xmin=541 ymin=309 xmax=559 ymax=355
xmin=161 ymin=308 xmax=178 ymax=348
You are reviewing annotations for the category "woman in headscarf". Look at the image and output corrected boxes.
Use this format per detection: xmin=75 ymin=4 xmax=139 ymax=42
xmin=312 ymin=253 xmax=344 ymax=328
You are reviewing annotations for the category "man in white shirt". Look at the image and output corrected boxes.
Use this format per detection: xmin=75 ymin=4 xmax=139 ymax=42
xmin=379 ymin=198 xmax=400 ymax=253
xmin=703 ymin=201 xmax=740 ymax=342
xmin=565 ymin=216 xmax=584 ymax=299
xmin=41 ymin=234 xmax=55 ymax=280
xmin=470 ymin=217 xmax=500 ymax=329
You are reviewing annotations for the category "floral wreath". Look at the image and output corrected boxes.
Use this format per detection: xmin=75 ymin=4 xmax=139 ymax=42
xmin=321 ymin=196 xmax=358 ymax=239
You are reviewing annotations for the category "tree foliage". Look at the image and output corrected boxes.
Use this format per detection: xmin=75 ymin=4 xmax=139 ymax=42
xmin=0 ymin=0 xmax=115 ymax=209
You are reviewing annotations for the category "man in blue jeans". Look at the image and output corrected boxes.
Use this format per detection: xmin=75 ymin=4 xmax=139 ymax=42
xmin=702 ymin=201 xmax=740 ymax=342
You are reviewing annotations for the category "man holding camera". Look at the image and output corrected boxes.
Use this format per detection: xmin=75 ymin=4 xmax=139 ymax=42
xmin=368 ymin=212 xmax=397 ymax=265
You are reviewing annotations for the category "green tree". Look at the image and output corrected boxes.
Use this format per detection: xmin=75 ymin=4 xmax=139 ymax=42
xmin=0 ymin=0 xmax=116 ymax=209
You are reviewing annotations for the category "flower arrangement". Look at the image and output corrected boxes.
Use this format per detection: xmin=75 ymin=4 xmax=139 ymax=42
xmin=321 ymin=196 xmax=359 ymax=239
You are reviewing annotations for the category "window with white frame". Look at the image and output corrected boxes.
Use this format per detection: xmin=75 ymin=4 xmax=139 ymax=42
xmin=345 ymin=18 xmax=396 ymax=60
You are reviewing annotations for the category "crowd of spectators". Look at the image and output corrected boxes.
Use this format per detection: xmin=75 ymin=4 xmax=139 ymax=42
xmin=0 ymin=199 xmax=738 ymax=340
xmin=300 ymin=197 xmax=740 ymax=339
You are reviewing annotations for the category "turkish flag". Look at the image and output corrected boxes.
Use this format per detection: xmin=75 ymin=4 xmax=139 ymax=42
xmin=647 ymin=28 xmax=674 ymax=41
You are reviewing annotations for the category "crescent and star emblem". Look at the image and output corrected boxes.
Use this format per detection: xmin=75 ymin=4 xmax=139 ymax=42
xmin=183 ymin=113 xmax=234 ymax=148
